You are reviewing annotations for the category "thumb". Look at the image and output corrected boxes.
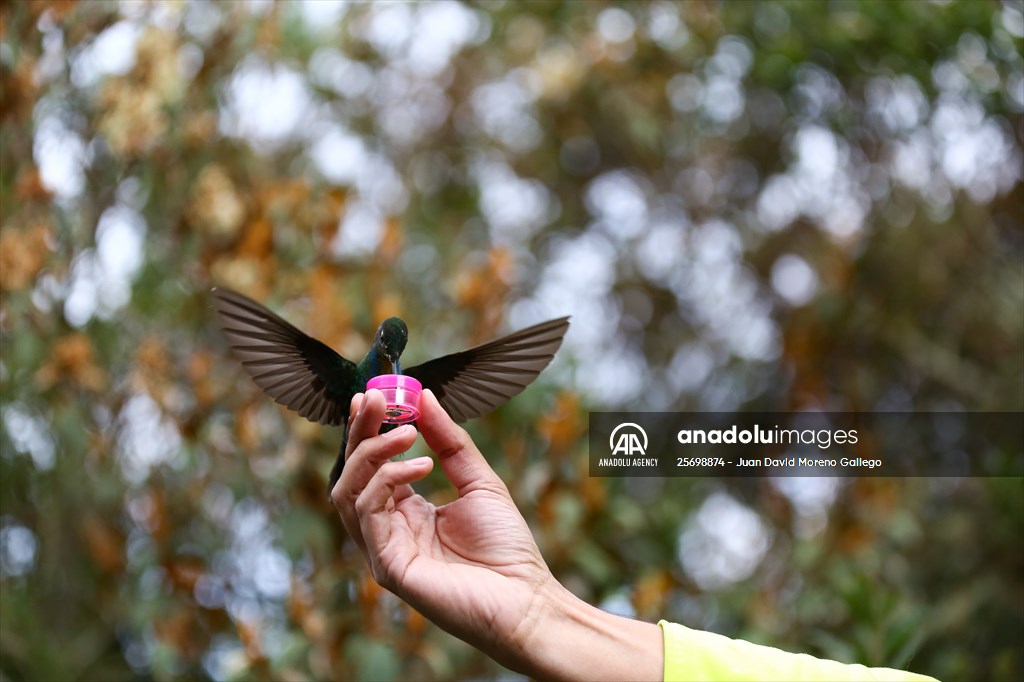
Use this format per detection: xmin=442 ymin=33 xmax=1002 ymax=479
xmin=417 ymin=389 xmax=508 ymax=497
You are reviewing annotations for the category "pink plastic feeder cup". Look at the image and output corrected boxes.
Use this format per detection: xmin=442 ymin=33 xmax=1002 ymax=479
xmin=366 ymin=374 xmax=422 ymax=424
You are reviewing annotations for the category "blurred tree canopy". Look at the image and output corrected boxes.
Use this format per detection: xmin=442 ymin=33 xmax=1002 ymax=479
xmin=1 ymin=1 xmax=1022 ymax=680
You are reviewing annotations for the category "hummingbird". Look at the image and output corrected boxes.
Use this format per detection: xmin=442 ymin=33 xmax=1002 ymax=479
xmin=212 ymin=287 xmax=570 ymax=493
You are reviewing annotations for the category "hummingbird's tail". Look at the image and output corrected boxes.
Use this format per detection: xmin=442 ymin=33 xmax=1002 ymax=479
xmin=327 ymin=425 xmax=348 ymax=499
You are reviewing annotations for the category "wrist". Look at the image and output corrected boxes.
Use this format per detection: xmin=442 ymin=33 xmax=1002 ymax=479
xmin=513 ymin=580 xmax=663 ymax=682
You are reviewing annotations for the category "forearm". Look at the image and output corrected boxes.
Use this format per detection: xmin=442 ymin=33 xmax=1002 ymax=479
xmin=512 ymin=580 xmax=663 ymax=682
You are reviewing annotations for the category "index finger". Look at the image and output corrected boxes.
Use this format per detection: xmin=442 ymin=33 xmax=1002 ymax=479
xmin=345 ymin=390 xmax=381 ymax=462
xmin=336 ymin=391 xmax=417 ymax=501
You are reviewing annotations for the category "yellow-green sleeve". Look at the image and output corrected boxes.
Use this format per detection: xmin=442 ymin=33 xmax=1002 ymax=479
xmin=658 ymin=620 xmax=939 ymax=682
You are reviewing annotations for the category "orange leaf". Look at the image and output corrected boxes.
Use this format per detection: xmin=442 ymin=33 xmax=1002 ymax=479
xmin=0 ymin=222 xmax=52 ymax=292
xmin=35 ymin=332 xmax=106 ymax=391
xmin=188 ymin=350 xmax=215 ymax=408
xmin=236 ymin=218 xmax=274 ymax=260
xmin=14 ymin=167 xmax=52 ymax=202
xmin=81 ymin=515 xmax=125 ymax=575
xmin=633 ymin=569 xmax=674 ymax=617
xmin=372 ymin=293 xmax=402 ymax=325
xmin=167 ymin=557 xmax=205 ymax=593
xmin=378 ymin=216 xmax=404 ymax=264
xmin=537 ymin=391 xmax=583 ymax=455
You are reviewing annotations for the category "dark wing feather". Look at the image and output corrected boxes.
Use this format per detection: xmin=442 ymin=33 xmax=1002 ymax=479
xmin=212 ymin=287 xmax=356 ymax=426
xmin=404 ymin=317 xmax=570 ymax=423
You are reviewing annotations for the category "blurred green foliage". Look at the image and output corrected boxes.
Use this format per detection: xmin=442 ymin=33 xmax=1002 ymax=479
xmin=1 ymin=1 xmax=1022 ymax=681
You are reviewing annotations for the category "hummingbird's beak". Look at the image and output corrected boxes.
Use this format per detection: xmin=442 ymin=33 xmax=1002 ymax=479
xmin=394 ymin=358 xmax=401 ymax=375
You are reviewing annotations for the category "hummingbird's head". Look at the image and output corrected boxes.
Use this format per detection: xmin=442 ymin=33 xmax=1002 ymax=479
xmin=376 ymin=317 xmax=409 ymax=370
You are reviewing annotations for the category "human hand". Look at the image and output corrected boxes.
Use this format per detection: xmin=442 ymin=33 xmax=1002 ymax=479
xmin=331 ymin=388 xmax=559 ymax=671
xmin=332 ymin=388 xmax=662 ymax=680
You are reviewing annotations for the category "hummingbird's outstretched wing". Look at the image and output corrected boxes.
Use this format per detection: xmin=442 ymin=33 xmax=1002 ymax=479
xmin=212 ymin=287 xmax=356 ymax=426
xmin=404 ymin=317 xmax=570 ymax=423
